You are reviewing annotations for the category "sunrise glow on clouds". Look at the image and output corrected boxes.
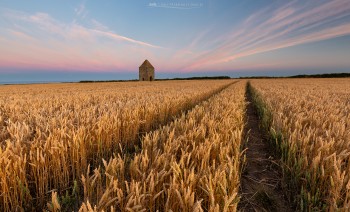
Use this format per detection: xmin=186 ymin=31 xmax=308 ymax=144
xmin=0 ymin=7 xmax=162 ymax=72
xmin=0 ymin=0 xmax=349 ymax=80
xmin=181 ymin=0 xmax=350 ymax=71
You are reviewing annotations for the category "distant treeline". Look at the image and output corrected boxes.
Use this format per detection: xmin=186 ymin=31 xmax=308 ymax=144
xmin=78 ymin=73 xmax=349 ymax=83
xmin=240 ymin=72 xmax=350 ymax=79
xmin=79 ymin=76 xmax=231 ymax=83
xmin=239 ymin=76 xmax=275 ymax=79
xmin=288 ymin=73 xmax=350 ymax=78
xmin=79 ymin=79 xmax=138 ymax=83
xmin=157 ymin=76 xmax=231 ymax=81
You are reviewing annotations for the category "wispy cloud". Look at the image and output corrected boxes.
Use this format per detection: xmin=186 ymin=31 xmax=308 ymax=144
xmin=75 ymin=3 xmax=88 ymax=19
xmin=0 ymin=8 xmax=163 ymax=71
xmin=25 ymin=12 xmax=162 ymax=48
xmin=1 ymin=0 xmax=349 ymax=74
xmin=91 ymin=29 xmax=163 ymax=49
xmin=90 ymin=19 xmax=109 ymax=31
xmin=183 ymin=0 xmax=350 ymax=71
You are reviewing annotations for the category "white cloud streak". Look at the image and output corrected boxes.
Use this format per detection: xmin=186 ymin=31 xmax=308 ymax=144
xmin=75 ymin=3 xmax=88 ymax=19
xmin=91 ymin=30 xmax=163 ymax=49
xmin=184 ymin=0 xmax=350 ymax=71
xmin=0 ymin=8 xmax=163 ymax=71
xmin=2 ymin=9 xmax=162 ymax=49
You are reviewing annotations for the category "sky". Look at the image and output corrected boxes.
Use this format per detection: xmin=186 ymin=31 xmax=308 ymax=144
xmin=0 ymin=0 xmax=350 ymax=82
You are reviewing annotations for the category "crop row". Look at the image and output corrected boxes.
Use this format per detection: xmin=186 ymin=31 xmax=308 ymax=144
xmin=0 ymin=80 xmax=233 ymax=211
xmin=250 ymin=79 xmax=350 ymax=210
xmin=69 ymin=81 xmax=246 ymax=211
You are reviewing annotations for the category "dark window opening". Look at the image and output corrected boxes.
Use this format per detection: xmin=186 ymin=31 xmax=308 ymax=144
xmin=142 ymin=78 xmax=144 ymax=81
xmin=150 ymin=76 xmax=153 ymax=81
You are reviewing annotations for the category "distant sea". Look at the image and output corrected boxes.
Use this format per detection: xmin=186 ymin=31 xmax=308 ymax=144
xmin=0 ymin=80 xmax=74 ymax=85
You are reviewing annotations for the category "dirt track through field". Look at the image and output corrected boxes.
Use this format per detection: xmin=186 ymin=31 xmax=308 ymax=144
xmin=238 ymin=86 xmax=293 ymax=211
xmin=123 ymin=80 xmax=239 ymax=183
xmin=131 ymin=80 xmax=239 ymax=154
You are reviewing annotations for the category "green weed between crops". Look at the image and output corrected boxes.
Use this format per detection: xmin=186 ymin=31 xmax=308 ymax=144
xmin=246 ymin=82 xmax=327 ymax=211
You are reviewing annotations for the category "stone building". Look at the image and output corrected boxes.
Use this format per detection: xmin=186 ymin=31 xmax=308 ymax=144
xmin=139 ymin=59 xmax=155 ymax=81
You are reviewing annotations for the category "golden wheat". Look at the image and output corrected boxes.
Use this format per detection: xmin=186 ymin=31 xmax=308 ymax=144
xmin=250 ymin=78 xmax=350 ymax=210
xmin=77 ymin=81 xmax=246 ymax=211
xmin=0 ymin=80 xmax=234 ymax=211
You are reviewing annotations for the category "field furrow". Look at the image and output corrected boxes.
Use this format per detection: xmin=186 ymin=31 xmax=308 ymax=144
xmin=75 ymin=81 xmax=246 ymax=211
xmin=250 ymin=79 xmax=350 ymax=210
xmin=2 ymin=78 xmax=348 ymax=211
xmin=0 ymin=80 xmax=233 ymax=211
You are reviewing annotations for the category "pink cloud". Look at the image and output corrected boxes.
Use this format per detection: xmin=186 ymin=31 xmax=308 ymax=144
xmin=0 ymin=9 xmax=164 ymax=72
xmin=1 ymin=1 xmax=349 ymax=74
xmin=91 ymin=30 xmax=163 ymax=49
xmin=183 ymin=0 xmax=350 ymax=71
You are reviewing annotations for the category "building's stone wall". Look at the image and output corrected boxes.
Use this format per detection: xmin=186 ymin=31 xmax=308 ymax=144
xmin=139 ymin=67 xmax=155 ymax=81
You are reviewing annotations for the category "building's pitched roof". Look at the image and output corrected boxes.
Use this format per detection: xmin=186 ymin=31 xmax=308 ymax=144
xmin=140 ymin=59 xmax=154 ymax=69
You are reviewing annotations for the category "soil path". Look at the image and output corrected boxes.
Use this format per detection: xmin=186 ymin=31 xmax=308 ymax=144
xmin=238 ymin=87 xmax=293 ymax=211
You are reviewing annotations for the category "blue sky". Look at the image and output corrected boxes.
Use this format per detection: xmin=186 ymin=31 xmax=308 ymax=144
xmin=0 ymin=0 xmax=349 ymax=82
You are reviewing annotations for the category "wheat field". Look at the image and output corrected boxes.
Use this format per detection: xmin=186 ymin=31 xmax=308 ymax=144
xmin=77 ymin=80 xmax=246 ymax=211
xmin=1 ymin=78 xmax=350 ymax=211
xmin=250 ymin=78 xmax=350 ymax=211
xmin=0 ymin=80 xmax=245 ymax=211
